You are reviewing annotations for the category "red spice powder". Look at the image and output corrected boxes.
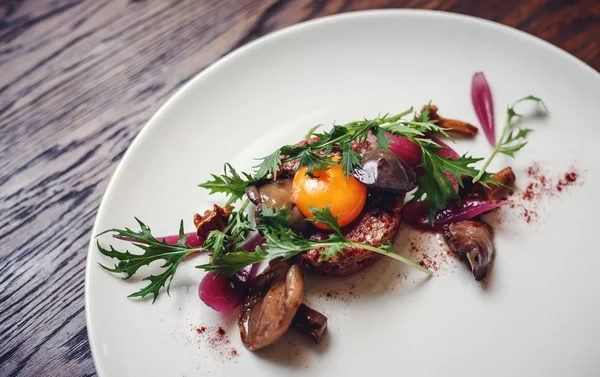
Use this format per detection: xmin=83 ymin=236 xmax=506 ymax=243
xmin=523 ymin=209 xmax=533 ymax=223
xmin=557 ymin=171 xmax=578 ymax=192
xmin=194 ymin=325 xmax=238 ymax=361
xmin=513 ymin=164 xmax=581 ymax=223
xmin=522 ymin=164 xmax=579 ymax=201
xmin=522 ymin=183 xmax=535 ymax=200
xmin=418 ymin=254 xmax=440 ymax=272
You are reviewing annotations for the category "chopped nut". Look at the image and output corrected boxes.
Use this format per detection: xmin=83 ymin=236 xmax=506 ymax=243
xmin=421 ymin=105 xmax=478 ymax=137
xmin=193 ymin=204 xmax=233 ymax=242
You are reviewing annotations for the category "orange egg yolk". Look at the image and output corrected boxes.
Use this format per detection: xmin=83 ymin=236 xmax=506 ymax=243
xmin=292 ymin=161 xmax=367 ymax=230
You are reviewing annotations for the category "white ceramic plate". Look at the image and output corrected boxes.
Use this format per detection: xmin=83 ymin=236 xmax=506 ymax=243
xmin=85 ymin=10 xmax=600 ymax=377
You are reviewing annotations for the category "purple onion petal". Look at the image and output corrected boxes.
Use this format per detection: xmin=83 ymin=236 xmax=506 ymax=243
xmin=471 ymin=72 xmax=496 ymax=146
xmin=241 ymin=233 xmax=265 ymax=252
xmin=403 ymin=199 xmax=503 ymax=231
xmin=242 ymin=233 xmax=265 ymax=280
xmin=429 ymin=135 xmax=460 ymax=160
xmin=386 ymin=133 xmax=422 ymax=168
xmin=198 ymin=234 xmax=266 ymax=312
xmin=198 ymin=272 xmax=247 ymax=312
xmin=115 ymin=232 xmax=202 ymax=247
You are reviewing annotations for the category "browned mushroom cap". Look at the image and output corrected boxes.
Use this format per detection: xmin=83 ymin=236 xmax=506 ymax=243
xmin=353 ymin=149 xmax=416 ymax=193
xmin=245 ymin=180 xmax=293 ymax=209
xmin=239 ymin=259 xmax=304 ymax=350
xmin=443 ymin=220 xmax=494 ymax=281
xmin=245 ymin=179 xmax=307 ymax=233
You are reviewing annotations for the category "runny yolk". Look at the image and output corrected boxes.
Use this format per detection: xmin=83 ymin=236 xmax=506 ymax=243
xmin=292 ymin=161 xmax=367 ymax=230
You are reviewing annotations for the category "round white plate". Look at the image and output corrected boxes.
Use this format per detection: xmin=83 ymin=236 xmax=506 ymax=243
xmin=86 ymin=10 xmax=600 ymax=377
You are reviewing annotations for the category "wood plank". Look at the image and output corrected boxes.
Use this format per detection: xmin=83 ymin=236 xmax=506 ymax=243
xmin=1 ymin=0 xmax=598 ymax=375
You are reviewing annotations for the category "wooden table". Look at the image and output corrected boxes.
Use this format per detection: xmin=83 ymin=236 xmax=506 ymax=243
xmin=1 ymin=0 xmax=598 ymax=375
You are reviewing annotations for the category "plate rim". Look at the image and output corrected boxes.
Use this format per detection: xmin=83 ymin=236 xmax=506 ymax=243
xmin=84 ymin=8 xmax=600 ymax=376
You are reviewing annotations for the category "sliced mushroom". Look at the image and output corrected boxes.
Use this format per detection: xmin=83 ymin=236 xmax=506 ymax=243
xmin=239 ymin=259 xmax=305 ymax=350
xmin=245 ymin=180 xmax=293 ymax=209
xmin=353 ymin=149 xmax=416 ymax=192
xmin=421 ymin=105 xmax=478 ymax=137
xmin=245 ymin=180 xmax=307 ymax=233
xmin=291 ymin=303 xmax=328 ymax=343
xmin=443 ymin=220 xmax=494 ymax=281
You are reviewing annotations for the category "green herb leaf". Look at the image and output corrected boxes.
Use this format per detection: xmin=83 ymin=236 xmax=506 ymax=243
xmin=97 ymin=219 xmax=203 ymax=303
xmin=372 ymin=126 xmax=391 ymax=150
xmin=340 ymin=144 xmax=362 ymax=179
xmin=473 ymin=95 xmax=546 ymax=182
xmin=198 ymin=163 xmax=257 ymax=205
xmin=305 ymin=124 xmax=322 ymax=139
xmin=380 ymin=122 xmax=425 ymax=137
xmin=297 ymin=150 xmax=335 ymax=177
xmin=256 ymin=205 xmax=291 ymax=227
xmin=318 ymin=243 xmax=346 ymax=261
xmin=199 ymin=206 xmax=432 ymax=277
xmin=413 ymin=148 xmax=496 ymax=222
xmin=306 ymin=204 xmax=344 ymax=238
xmin=98 ymin=201 xmax=253 ymax=300
xmin=254 ymin=149 xmax=281 ymax=179
xmin=199 ymin=249 xmax=268 ymax=277
xmin=203 ymin=230 xmax=227 ymax=259
xmin=498 ymin=141 xmax=528 ymax=157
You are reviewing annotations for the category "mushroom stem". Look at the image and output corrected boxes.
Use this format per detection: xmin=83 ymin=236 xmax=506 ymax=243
xmin=292 ymin=304 xmax=328 ymax=343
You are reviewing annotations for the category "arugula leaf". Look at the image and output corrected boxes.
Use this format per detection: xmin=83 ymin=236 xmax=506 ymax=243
xmin=250 ymin=107 xmax=442 ymax=182
xmin=496 ymin=128 xmax=532 ymax=157
xmin=473 ymin=95 xmax=546 ymax=182
xmin=378 ymin=108 xmax=415 ymax=124
xmin=412 ymin=149 xmax=461 ymax=222
xmin=98 ymin=201 xmax=253 ymax=301
xmin=199 ymin=249 xmax=268 ymax=277
xmin=413 ymin=148 xmax=496 ymax=222
xmin=199 ymin=207 xmax=432 ymax=277
xmin=253 ymin=150 xmax=281 ymax=179
xmin=306 ymin=205 xmax=345 ymax=238
xmin=256 ymin=205 xmax=291 ymax=227
xmin=198 ymin=163 xmax=257 ymax=205
xmin=203 ymin=230 xmax=227 ymax=259
xmin=340 ymin=143 xmax=362 ymax=179
xmin=317 ymin=243 xmax=346 ymax=261
xmin=297 ymin=150 xmax=335 ymax=177
xmin=97 ymin=219 xmax=203 ymax=303
xmin=420 ymin=103 xmax=431 ymax=122
xmin=312 ymin=125 xmax=349 ymax=150
xmin=372 ymin=126 xmax=390 ymax=150
xmin=305 ymin=124 xmax=322 ymax=139
xmin=380 ymin=122 xmax=425 ymax=137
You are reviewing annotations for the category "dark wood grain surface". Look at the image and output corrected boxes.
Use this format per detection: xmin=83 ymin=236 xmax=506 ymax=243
xmin=0 ymin=0 xmax=598 ymax=376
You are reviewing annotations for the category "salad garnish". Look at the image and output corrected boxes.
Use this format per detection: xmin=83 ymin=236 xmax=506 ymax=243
xmin=473 ymin=95 xmax=546 ymax=182
xmin=96 ymin=73 xmax=547 ymax=351
xmin=202 ymin=107 xmax=498 ymax=223
xmin=98 ymin=95 xmax=545 ymax=300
